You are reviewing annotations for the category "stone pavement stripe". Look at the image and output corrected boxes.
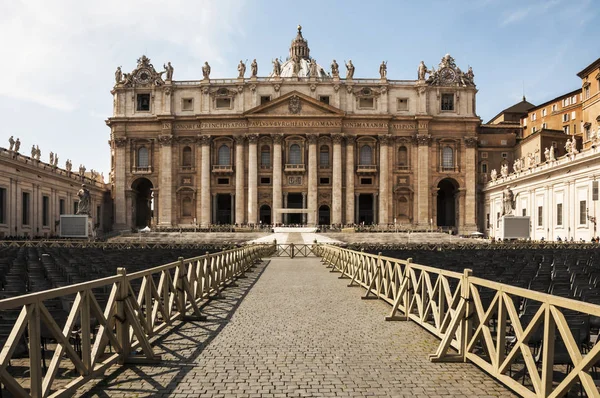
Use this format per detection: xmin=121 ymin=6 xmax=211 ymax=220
xmin=77 ymin=257 xmax=516 ymax=398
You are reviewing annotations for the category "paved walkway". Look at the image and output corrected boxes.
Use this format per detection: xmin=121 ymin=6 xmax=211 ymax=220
xmin=78 ymin=257 xmax=514 ymax=398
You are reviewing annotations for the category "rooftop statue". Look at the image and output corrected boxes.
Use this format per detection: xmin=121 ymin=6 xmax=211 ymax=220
xmin=115 ymin=66 xmax=122 ymax=84
xmin=500 ymin=163 xmax=508 ymax=177
xmin=502 ymin=186 xmax=515 ymax=216
xmin=202 ymin=62 xmax=211 ymax=79
xmin=331 ymin=59 xmax=339 ymax=78
xmin=251 ymin=59 xmax=258 ymax=78
xmin=237 ymin=60 xmax=246 ymax=78
xmin=379 ymin=61 xmax=387 ymax=79
xmin=549 ymin=145 xmax=555 ymax=161
xmin=417 ymin=61 xmax=428 ymax=80
xmin=14 ymin=138 xmax=20 ymax=152
xmin=490 ymin=168 xmax=497 ymax=181
xmin=272 ymin=58 xmax=281 ymax=77
xmin=8 ymin=136 xmax=14 ymax=151
xmin=49 ymin=151 xmax=54 ymax=165
xmin=426 ymin=53 xmax=474 ymax=87
xmin=163 ymin=62 xmax=174 ymax=81
xmin=345 ymin=60 xmax=354 ymax=79
xmin=309 ymin=59 xmax=318 ymax=76
xmin=36 ymin=145 xmax=41 ymax=161
xmin=54 ymin=154 xmax=58 ymax=167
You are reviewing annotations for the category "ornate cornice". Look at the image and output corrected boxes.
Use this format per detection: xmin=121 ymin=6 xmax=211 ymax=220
xmin=464 ymin=137 xmax=478 ymax=148
xmin=113 ymin=137 xmax=127 ymax=148
xmin=378 ymin=134 xmax=392 ymax=146
xmin=198 ymin=135 xmax=211 ymax=145
xmin=272 ymin=133 xmax=284 ymax=145
xmin=416 ymin=134 xmax=432 ymax=146
xmin=331 ymin=133 xmax=344 ymax=144
xmin=246 ymin=133 xmax=259 ymax=144
xmin=157 ymin=135 xmax=173 ymax=146
xmin=234 ymin=135 xmax=245 ymax=145
xmin=307 ymin=134 xmax=319 ymax=145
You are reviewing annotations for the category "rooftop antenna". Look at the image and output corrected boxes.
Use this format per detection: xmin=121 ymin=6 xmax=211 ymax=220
xmin=522 ymin=80 xmax=526 ymax=101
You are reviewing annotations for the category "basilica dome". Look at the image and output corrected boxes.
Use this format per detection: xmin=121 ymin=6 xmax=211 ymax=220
xmin=268 ymin=26 xmax=330 ymax=79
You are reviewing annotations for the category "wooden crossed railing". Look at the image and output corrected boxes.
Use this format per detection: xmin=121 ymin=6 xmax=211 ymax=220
xmin=273 ymin=244 xmax=318 ymax=258
xmin=0 ymin=244 xmax=275 ymax=398
xmin=316 ymin=244 xmax=600 ymax=398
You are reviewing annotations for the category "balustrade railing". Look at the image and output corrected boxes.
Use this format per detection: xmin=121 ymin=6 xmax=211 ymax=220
xmin=316 ymin=244 xmax=600 ymax=398
xmin=0 ymin=244 xmax=275 ymax=398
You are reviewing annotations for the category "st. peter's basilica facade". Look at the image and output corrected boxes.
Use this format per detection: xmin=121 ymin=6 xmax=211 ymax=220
xmin=108 ymin=27 xmax=479 ymax=233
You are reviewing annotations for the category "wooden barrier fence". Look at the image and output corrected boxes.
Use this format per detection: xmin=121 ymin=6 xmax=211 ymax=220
xmin=316 ymin=244 xmax=600 ymax=398
xmin=0 ymin=243 xmax=275 ymax=398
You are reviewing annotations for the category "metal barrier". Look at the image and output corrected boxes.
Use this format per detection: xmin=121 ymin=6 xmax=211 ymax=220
xmin=272 ymin=244 xmax=318 ymax=258
xmin=316 ymin=244 xmax=600 ymax=398
xmin=0 ymin=243 xmax=275 ymax=398
xmin=0 ymin=240 xmax=241 ymax=250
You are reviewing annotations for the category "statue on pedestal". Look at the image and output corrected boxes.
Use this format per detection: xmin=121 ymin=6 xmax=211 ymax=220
xmin=250 ymin=59 xmax=258 ymax=77
xmin=31 ymin=145 xmax=36 ymax=159
xmin=513 ymin=158 xmax=522 ymax=173
xmin=549 ymin=145 xmax=555 ymax=161
xmin=490 ymin=169 xmax=497 ymax=181
xmin=54 ymin=154 xmax=58 ymax=167
xmin=272 ymin=58 xmax=281 ymax=77
xmin=309 ymin=59 xmax=318 ymax=77
xmin=544 ymin=147 xmax=550 ymax=162
xmin=500 ymin=163 xmax=508 ymax=177
xmin=8 ymin=136 xmax=14 ymax=151
xmin=35 ymin=146 xmax=41 ymax=161
xmin=345 ymin=60 xmax=355 ymax=79
xmin=237 ymin=60 xmax=246 ymax=78
xmin=331 ymin=60 xmax=339 ymax=78
xmin=76 ymin=184 xmax=91 ymax=216
xmin=14 ymin=138 xmax=20 ymax=153
xmin=66 ymin=159 xmax=72 ymax=172
xmin=379 ymin=61 xmax=387 ymax=79
xmin=502 ymin=186 xmax=515 ymax=216
xmin=49 ymin=151 xmax=54 ymax=165
xmin=291 ymin=56 xmax=300 ymax=76
xmin=163 ymin=62 xmax=174 ymax=81
xmin=527 ymin=153 xmax=535 ymax=168
xmin=202 ymin=62 xmax=211 ymax=79
xmin=418 ymin=61 xmax=427 ymax=81
xmin=115 ymin=66 xmax=122 ymax=84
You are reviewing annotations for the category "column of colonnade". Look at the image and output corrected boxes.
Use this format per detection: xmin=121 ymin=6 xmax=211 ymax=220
xmin=331 ymin=134 xmax=343 ymax=225
xmin=200 ymin=135 xmax=211 ymax=226
xmin=378 ymin=135 xmax=390 ymax=226
xmin=345 ymin=135 xmax=356 ymax=226
xmin=234 ymin=136 xmax=245 ymax=225
xmin=272 ymin=134 xmax=283 ymax=225
xmin=307 ymin=135 xmax=318 ymax=225
xmin=247 ymin=134 xmax=258 ymax=225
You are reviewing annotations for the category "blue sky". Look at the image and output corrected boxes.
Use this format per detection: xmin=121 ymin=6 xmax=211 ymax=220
xmin=0 ymin=0 xmax=597 ymax=177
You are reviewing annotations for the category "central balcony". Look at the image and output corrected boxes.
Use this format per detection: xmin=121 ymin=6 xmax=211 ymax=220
xmin=284 ymin=163 xmax=306 ymax=174
xmin=356 ymin=164 xmax=377 ymax=175
xmin=212 ymin=164 xmax=233 ymax=174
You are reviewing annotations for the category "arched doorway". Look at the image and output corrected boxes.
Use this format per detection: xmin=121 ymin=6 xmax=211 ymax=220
xmin=318 ymin=205 xmax=330 ymax=225
xmin=131 ymin=178 xmax=153 ymax=228
xmin=260 ymin=205 xmax=271 ymax=225
xmin=437 ymin=179 xmax=458 ymax=228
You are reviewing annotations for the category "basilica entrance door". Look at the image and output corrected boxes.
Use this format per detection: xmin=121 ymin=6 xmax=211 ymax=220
xmin=437 ymin=178 xmax=458 ymax=228
xmin=260 ymin=205 xmax=271 ymax=225
xmin=287 ymin=193 xmax=303 ymax=225
xmin=358 ymin=194 xmax=374 ymax=225
xmin=215 ymin=194 xmax=232 ymax=224
xmin=132 ymin=178 xmax=153 ymax=228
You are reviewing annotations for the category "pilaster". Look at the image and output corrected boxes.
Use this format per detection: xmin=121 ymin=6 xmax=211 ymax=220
xmin=199 ymin=135 xmax=211 ymax=226
xmin=331 ymin=133 xmax=343 ymax=225
xmin=378 ymin=134 xmax=391 ymax=225
xmin=415 ymin=128 xmax=432 ymax=226
xmin=345 ymin=135 xmax=356 ymax=225
xmin=157 ymin=134 xmax=173 ymax=226
xmin=307 ymin=134 xmax=318 ymax=225
xmin=272 ymin=134 xmax=283 ymax=225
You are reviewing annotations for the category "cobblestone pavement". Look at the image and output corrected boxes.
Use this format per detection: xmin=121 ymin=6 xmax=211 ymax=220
xmin=78 ymin=258 xmax=515 ymax=398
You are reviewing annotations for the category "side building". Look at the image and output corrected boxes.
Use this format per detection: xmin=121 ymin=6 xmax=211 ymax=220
xmin=108 ymin=27 xmax=480 ymax=233
xmin=482 ymin=57 xmax=600 ymax=241
xmin=0 ymin=147 xmax=109 ymax=238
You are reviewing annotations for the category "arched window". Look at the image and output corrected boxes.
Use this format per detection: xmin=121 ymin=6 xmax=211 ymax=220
xmin=182 ymin=197 xmax=192 ymax=217
xmin=289 ymin=144 xmax=301 ymax=164
xmin=137 ymin=147 xmax=149 ymax=168
xmin=218 ymin=145 xmax=230 ymax=165
xmin=398 ymin=146 xmax=408 ymax=167
xmin=182 ymin=146 xmax=192 ymax=167
xmin=319 ymin=145 xmax=330 ymax=167
xmin=359 ymin=145 xmax=372 ymax=165
xmin=442 ymin=146 xmax=453 ymax=169
xmin=261 ymin=145 xmax=271 ymax=168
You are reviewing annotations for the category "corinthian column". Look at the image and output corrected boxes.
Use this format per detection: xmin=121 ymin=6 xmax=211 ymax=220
xmin=158 ymin=135 xmax=173 ymax=226
xmin=200 ymin=135 xmax=211 ymax=226
xmin=378 ymin=135 xmax=391 ymax=226
xmin=416 ymin=133 xmax=431 ymax=226
xmin=463 ymin=136 xmax=478 ymax=233
xmin=345 ymin=135 xmax=356 ymax=225
xmin=113 ymin=137 xmax=128 ymax=229
xmin=272 ymin=134 xmax=283 ymax=225
xmin=307 ymin=134 xmax=318 ymax=225
xmin=331 ymin=133 xmax=344 ymax=225
xmin=247 ymin=134 xmax=259 ymax=225
xmin=234 ymin=135 xmax=245 ymax=225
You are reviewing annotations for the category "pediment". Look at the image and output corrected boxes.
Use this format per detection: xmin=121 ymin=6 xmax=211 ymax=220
xmin=244 ymin=91 xmax=345 ymax=117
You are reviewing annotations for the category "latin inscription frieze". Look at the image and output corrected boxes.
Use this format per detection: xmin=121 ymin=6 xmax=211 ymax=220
xmin=343 ymin=121 xmax=388 ymax=129
xmin=391 ymin=123 xmax=416 ymax=130
xmin=249 ymin=120 xmax=342 ymax=128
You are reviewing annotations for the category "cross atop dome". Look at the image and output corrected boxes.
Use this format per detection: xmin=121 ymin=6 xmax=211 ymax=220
xmin=289 ymin=24 xmax=310 ymax=60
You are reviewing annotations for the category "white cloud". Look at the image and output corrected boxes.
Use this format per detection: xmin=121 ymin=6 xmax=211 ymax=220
xmin=0 ymin=0 xmax=247 ymax=111
xmin=500 ymin=0 xmax=562 ymax=26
